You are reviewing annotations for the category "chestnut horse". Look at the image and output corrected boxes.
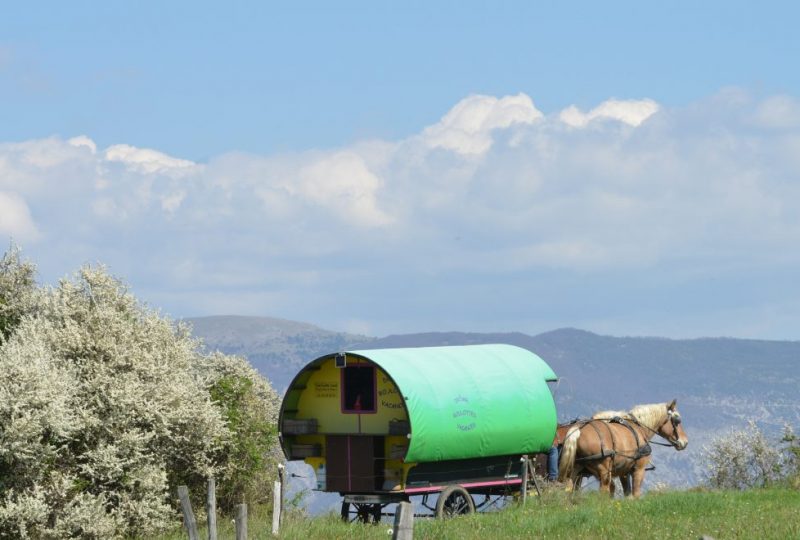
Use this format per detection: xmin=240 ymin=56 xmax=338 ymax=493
xmin=558 ymin=400 xmax=688 ymax=497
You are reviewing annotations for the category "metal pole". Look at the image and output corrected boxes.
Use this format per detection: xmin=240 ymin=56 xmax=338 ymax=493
xmin=520 ymin=455 xmax=528 ymax=505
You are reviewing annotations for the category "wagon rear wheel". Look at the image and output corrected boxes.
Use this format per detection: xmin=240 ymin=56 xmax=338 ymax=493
xmin=341 ymin=502 xmax=381 ymax=523
xmin=435 ymin=485 xmax=475 ymax=518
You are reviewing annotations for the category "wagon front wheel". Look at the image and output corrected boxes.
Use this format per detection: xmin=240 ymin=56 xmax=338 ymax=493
xmin=435 ymin=485 xmax=475 ymax=518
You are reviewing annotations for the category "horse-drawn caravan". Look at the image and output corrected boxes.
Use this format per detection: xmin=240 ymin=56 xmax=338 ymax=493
xmin=278 ymin=344 xmax=559 ymax=521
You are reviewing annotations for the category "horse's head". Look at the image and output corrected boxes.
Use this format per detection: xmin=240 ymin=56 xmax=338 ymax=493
xmin=657 ymin=399 xmax=688 ymax=450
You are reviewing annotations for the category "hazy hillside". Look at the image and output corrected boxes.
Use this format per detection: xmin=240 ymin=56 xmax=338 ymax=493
xmin=360 ymin=328 xmax=800 ymax=426
xmin=185 ymin=315 xmax=374 ymax=390
xmin=355 ymin=329 xmax=800 ymax=487
xmin=188 ymin=317 xmax=800 ymax=488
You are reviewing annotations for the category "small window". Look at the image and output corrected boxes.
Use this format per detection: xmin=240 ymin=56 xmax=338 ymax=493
xmin=341 ymin=365 xmax=376 ymax=413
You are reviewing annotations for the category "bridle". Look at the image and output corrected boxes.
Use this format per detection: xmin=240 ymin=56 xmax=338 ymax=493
xmin=649 ymin=409 xmax=684 ymax=449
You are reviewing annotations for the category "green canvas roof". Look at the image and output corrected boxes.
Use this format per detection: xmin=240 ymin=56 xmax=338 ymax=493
xmin=348 ymin=344 xmax=558 ymax=462
xmin=349 ymin=345 xmax=557 ymax=462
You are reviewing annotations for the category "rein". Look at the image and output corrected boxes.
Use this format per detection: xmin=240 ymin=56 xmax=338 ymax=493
xmin=625 ymin=413 xmax=683 ymax=449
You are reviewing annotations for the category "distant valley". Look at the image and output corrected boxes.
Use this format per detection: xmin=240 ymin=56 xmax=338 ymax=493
xmin=187 ymin=315 xmax=800 ymax=489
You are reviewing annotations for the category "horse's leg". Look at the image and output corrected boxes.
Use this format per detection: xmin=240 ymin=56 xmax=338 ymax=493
xmin=620 ymin=473 xmax=632 ymax=497
xmin=631 ymin=462 xmax=648 ymax=498
xmin=597 ymin=460 xmax=613 ymax=496
xmin=574 ymin=469 xmax=584 ymax=491
xmin=566 ymin=463 xmax=579 ymax=492
xmin=568 ymin=470 xmax=580 ymax=492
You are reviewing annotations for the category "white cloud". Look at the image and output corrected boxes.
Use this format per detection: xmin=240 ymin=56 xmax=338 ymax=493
xmin=0 ymin=191 xmax=39 ymax=241
xmin=751 ymin=95 xmax=800 ymax=129
xmin=559 ymin=98 xmax=660 ymax=127
xmin=420 ymin=93 xmax=543 ymax=155
xmin=294 ymin=151 xmax=392 ymax=227
xmin=68 ymin=135 xmax=97 ymax=154
xmin=4 ymin=90 xmax=800 ymax=338
xmin=104 ymin=144 xmax=198 ymax=176
xmin=160 ymin=191 xmax=186 ymax=213
xmin=91 ymin=197 xmax=119 ymax=219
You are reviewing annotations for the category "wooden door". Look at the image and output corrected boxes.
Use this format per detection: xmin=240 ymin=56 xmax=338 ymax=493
xmin=326 ymin=435 xmax=382 ymax=492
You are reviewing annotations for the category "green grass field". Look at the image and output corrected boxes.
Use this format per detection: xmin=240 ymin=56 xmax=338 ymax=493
xmin=160 ymin=487 xmax=800 ymax=539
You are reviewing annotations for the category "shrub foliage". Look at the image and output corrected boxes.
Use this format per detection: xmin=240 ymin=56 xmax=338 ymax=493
xmin=0 ymin=248 xmax=280 ymax=539
xmin=702 ymin=420 xmax=799 ymax=490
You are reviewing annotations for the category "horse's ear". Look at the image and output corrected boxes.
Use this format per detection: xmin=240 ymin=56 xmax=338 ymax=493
xmin=667 ymin=399 xmax=677 ymax=410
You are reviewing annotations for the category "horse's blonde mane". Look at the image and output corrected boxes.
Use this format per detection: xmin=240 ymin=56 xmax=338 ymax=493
xmin=592 ymin=409 xmax=629 ymax=420
xmin=593 ymin=402 xmax=670 ymax=431
xmin=628 ymin=403 xmax=670 ymax=430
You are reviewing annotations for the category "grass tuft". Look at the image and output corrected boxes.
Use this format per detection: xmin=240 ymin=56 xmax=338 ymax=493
xmin=157 ymin=487 xmax=800 ymax=539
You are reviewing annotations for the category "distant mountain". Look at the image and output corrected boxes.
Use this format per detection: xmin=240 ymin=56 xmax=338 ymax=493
xmin=187 ymin=316 xmax=800 ymax=488
xmin=185 ymin=315 xmax=374 ymax=390
xmin=362 ymin=328 xmax=800 ymax=426
xmin=353 ymin=328 xmax=800 ymax=487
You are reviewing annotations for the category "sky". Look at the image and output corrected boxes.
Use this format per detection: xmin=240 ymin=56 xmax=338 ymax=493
xmin=2 ymin=1 xmax=800 ymax=339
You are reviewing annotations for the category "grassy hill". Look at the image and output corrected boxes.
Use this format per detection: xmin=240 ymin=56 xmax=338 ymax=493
xmin=159 ymin=487 xmax=800 ymax=539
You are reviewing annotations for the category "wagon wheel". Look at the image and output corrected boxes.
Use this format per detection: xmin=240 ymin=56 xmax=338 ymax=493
xmin=341 ymin=502 xmax=381 ymax=523
xmin=435 ymin=485 xmax=475 ymax=518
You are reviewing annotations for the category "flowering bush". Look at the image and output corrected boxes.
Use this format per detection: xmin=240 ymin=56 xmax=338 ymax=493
xmin=702 ymin=420 xmax=797 ymax=490
xmin=0 ymin=250 xmax=280 ymax=538
xmin=0 ymin=245 xmax=37 ymax=341
xmin=198 ymin=353 xmax=282 ymax=511
xmin=782 ymin=425 xmax=800 ymax=488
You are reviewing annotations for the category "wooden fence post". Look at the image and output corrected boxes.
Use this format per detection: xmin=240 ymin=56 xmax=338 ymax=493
xmin=520 ymin=456 xmax=529 ymax=506
xmin=392 ymin=501 xmax=413 ymax=540
xmin=207 ymin=478 xmax=217 ymax=540
xmin=235 ymin=503 xmax=248 ymax=540
xmin=271 ymin=480 xmax=282 ymax=535
xmin=277 ymin=464 xmax=285 ymax=525
xmin=178 ymin=485 xmax=199 ymax=540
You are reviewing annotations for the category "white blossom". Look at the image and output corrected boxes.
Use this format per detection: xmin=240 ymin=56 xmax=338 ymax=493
xmin=0 ymin=259 xmax=279 ymax=538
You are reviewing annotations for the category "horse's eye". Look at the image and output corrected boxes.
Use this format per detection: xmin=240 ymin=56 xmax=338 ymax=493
xmin=672 ymin=415 xmax=681 ymax=425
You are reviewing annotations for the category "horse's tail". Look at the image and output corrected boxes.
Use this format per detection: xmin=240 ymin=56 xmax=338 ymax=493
xmin=558 ymin=425 xmax=581 ymax=482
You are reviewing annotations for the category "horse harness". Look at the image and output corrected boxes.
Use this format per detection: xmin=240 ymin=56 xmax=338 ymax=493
xmin=574 ymin=416 xmax=652 ymax=464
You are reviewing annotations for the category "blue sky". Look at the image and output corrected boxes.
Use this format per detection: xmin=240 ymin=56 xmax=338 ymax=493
xmin=3 ymin=2 xmax=800 ymax=339
xmin=4 ymin=1 xmax=797 ymax=158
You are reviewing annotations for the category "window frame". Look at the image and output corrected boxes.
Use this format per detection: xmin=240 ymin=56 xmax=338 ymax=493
xmin=340 ymin=364 xmax=378 ymax=414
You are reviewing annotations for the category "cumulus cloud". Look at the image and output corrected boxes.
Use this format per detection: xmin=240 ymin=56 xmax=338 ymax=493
xmin=68 ymin=135 xmax=97 ymax=154
xmin=0 ymin=191 xmax=39 ymax=241
xmin=294 ymin=151 xmax=392 ymax=227
xmin=3 ymin=90 xmax=800 ymax=337
xmin=420 ymin=93 xmax=543 ymax=155
xmin=559 ymin=98 xmax=660 ymax=127
xmin=751 ymin=95 xmax=800 ymax=129
xmin=104 ymin=144 xmax=198 ymax=176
